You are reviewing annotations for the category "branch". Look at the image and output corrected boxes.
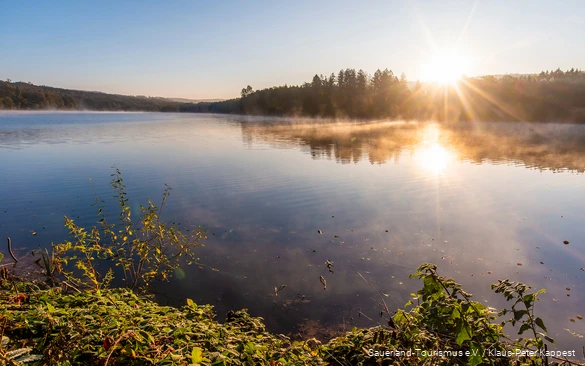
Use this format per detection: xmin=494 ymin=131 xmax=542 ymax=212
xmin=7 ymin=237 xmax=18 ymax=262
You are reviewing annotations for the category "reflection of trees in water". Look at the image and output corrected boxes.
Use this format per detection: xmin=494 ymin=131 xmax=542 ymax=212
xmin=445 ymin=123 xmax=585 ymax=172
xmin=241 ymin=121 xmax=585 ymax=173
xmin=241 ymin=121 xmax=421 ymax=165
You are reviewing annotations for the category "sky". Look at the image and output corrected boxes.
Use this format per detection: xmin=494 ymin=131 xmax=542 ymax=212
xmin=1 ymin=0 xmax=584 ymax=99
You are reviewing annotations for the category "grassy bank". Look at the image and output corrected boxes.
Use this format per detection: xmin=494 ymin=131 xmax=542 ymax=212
xmin=1 ymin=281 xmax=311 ymax=365
xmin=2 ymin=264 xmax=577 ymax=366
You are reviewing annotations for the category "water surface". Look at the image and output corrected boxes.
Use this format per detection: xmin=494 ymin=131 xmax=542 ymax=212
xmin=1 ymin=112 xmax=584 ymax=352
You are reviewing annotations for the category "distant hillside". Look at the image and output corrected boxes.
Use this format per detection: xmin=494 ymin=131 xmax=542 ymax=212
xmin=0 ymin=81 xmax=215 ymax=112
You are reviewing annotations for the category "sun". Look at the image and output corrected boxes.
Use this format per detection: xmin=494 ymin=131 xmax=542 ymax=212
xmin=421 ymin=49 xmax=469 ymax=85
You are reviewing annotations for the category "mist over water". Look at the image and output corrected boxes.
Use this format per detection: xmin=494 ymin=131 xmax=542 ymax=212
xmin=0 ymin=113 xmax=583 ymax=350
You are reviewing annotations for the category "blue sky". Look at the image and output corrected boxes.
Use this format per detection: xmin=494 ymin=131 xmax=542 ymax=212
xmin=1 ymin=0 xmax=584 ymax=99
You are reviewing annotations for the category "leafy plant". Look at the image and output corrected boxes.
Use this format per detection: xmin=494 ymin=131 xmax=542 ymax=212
xmin=492 ymin=279 xmax=553 ymax=350
xmin=392 ymin=263 xmax=508 ymax=366
xmin=50 ymin=167 xmax=206 ymax=291
xmin=38 ymin=248 xmax=56 ymax=287
xmin=322 ymin=264 xmax=557 ymax=366
xmin=0 ymin=286 xmax=319 ymax=365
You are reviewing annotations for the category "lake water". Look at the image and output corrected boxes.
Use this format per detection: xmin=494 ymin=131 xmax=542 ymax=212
xmin=1 ymin=112 xmax=584 ymax=352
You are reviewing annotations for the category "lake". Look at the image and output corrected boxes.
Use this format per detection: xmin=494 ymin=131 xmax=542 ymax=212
xmin=0 ymin=112 xmax=584 ymax=351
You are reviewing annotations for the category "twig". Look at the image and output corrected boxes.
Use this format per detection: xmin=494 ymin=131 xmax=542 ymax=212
xmin=342 ymin=305 xmax=353 ymax=333
xmin=0 ymin=317 xmax=7 ymax=350
xmin=321 ymin=347 xmax=352 ymax=366
xmin=106 ymin=295 xmax=120 ymax=310
xmin=62 ymin=281 xmax=81 ymax=294
xmin=7 ymin=237 xmax=18 ymax=262
xmin=104 ymin=331 xmax=133 ymax=366
xmin=357 ymin=272 xmax=390 ymax=315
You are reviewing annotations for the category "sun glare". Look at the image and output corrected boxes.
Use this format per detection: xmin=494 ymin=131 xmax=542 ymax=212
xmin=415 ymin=125 xmax=455 ymax=174
xmin=421 ymin=49 xmax=469 ymax=85
xmin=416 ymin=143 xmax=453 ymax=174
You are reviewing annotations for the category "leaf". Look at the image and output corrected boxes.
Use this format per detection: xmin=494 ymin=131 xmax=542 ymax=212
xmin=394 ymin=311 xmax=405 ymax=324
xmin=518 ymin=323 xmax=531 ymax=335
xmin=14 ymin=354 xmax=43 ymax=363
xmin=522 ymin=294 xmax=535 ymax=307
xmin=468 ymin=343 xmax=483 ymax=366
xmin=544 ymin=335 xmax=555 ymax=344
xmin=471 ymin=302 xmax=486 ymax=312
xmin=46 ymin=302 xmax=55 ymax=313
xmin=191 ymin=347 xmax=203 ymax=363
xmin=456 ymin=320 xmax=472 ymax=345
xmin=186 ymin=298 xmax=195 ymax=307
xmin=244 ymin=342 xmax=257 ymax=354
xmin=513 ymin=310 xmax=528 ymax=321
xmin=535 ymin=317 xmax=547 ymax=332
xmin=7 ymin=348 xmax=32 ymax=359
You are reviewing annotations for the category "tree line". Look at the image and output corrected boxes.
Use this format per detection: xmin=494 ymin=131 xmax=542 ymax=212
xmin=2 ymin=68 xmax=585 ymax=123
xmin=212 ymin=68 xmax=585 ymax=122
xmin=0 ymin=81 xmax=193 ymax=112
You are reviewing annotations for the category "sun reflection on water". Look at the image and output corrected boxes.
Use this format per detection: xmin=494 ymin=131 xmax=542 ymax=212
xmin=415 ymin=125 xmax=455 ymax=174
xmin=416 ymin=143 xmax=453 ymax=173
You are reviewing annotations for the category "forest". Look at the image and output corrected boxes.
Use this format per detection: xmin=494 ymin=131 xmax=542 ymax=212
xmin=212 ymin=68 xmax=585 ymax=122
xmin=0 ymin=80 xmax=196 ymax=112
xmin=2 ymin=68 xmax=585 ymax=123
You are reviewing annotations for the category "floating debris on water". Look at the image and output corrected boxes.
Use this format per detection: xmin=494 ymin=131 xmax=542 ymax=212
xmin=565 ymin=328 xmax=584 ymax=339
xmin=319 ymin=276 xmax=327 ymax=290
xmin=317 ymin=230 xmax=323 ymax=234
xmin=274 ymin=285 xmax=287 ymax=296
xmin=325 ymin=260 xmax=334 ymax=273
xmin=563 ymin=240 xmax=569 ymax=245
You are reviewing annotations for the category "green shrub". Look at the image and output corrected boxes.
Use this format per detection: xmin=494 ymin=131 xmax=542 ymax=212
xmin=50 ymin=167 xmax=206 ymax=292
